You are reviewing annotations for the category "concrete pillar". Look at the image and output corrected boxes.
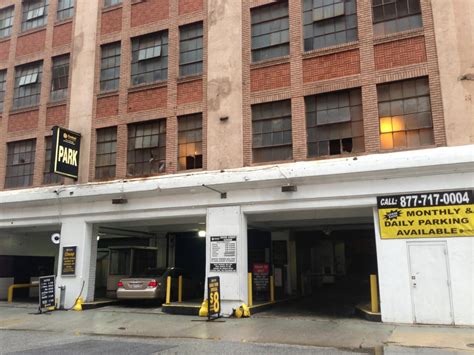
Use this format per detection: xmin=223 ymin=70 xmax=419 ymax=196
xmin=206 ymin=206 xmax=247 ymax=316
xmin=56 ymin=220 xmax=98 ymax=308
xmin=271 ymin=230 xmax=293 ymax=296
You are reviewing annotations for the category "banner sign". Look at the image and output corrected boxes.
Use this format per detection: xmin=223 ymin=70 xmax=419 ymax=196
xmin=51 ymin=126 xmax=81 ymax=179
xmin=210 ymin=236 xmax=237 ymax=272
xmin=39 ymin=275 xmax=55 ymax=309
xmin=61 ymin=246 xmax=77 ymax=276
xmin=207 ymin=276 xmax=221 ymax=320
xmin=377 ymin=190 xmax=474 ymax=239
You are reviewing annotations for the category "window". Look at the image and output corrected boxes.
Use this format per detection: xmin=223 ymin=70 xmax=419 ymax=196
xmin=22 ymin=0 xmax=48 ymax=32
xmin=0 ymin=70 xmax=6 ymax=112
xmin=57 ymin=0 xmax=74 ymax=21
xmin=127 ymin=119 xmax=166 ymax=177
xmin=0 ymin=6 xmax=14 ymax=38
xmin=110 ymin=249 xmax=130 ymax=275
xmin=13 ymin=61 xmax=43 ymax=109
xmin=100 ymin=42 xmax=121 ymax=92
xmin=372 ymin=0 xmax=422 ymax=36
xmin=303 ymin=0 xmax=357 ymax=51
xmin=5 ymin=139 xmax=36 ymax=189
xmin=251 ymin=2 xmax=289 ymax=62
xmin=104 ymin=0 xmax=122 ymax=8
xmin=306 ymin=88 xmax=364 ymax=157
xmin=43 ymin=136 xmax=63 ymax=185
xmin=178 ymin=113 xmax=202 ymax=170
xmin=50 ymin=54 xmax=69 ymax=102
xmin=378 ymin=77 xmax=434 ymax=149
xmin=131 ymin=31 xmax=168 ymax=86
xmin=252 ymin=100 xmax=292 ymax=163
xmin=95 ymin=126 xmax=117 ymax=180
xmin=179 ymin=22 xmax=203 ymax=77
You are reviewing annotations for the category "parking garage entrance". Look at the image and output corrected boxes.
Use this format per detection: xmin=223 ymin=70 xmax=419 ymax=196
xmin=94 ymin=217 xmax=206 ymax=306
xmin=247 ymin=208 xmax=378 ymax=319
xmin=0 ymin=226 xmax=60 ymax=304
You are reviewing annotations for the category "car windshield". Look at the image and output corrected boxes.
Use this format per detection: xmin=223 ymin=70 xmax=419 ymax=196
xmin=130 ymin=268 xmax=167 ymax=278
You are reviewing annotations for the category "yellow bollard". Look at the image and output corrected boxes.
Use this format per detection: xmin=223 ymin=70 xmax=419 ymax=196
xmin=248 ymin=272 xmax=253 ymax=307
xmin=370 ymin=274 xmax=380 ymax=313
xmin=178 ymin=275 xmax=183 ymax=303
xmin=270 ymin=275 xmax=275 ymax=302
xmin=166 ymin=276 xmax=172 ymax=304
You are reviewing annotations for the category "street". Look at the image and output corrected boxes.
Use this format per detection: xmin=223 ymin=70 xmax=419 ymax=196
xmin=0 ymin=303 xmax=473 ymax=354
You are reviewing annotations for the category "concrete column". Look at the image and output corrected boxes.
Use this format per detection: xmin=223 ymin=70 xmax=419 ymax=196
xmin=57 ymin=220 xmax=98 ymax=308
xmin=206 ymin=0 xmax=243 ymax=170
xmin=206 ymin=206 xmax=247 ymax=316
xmin=67 ymin=0 xmax=100 ymax=183
xmin=271 ymin=230 xmax=293 ymax=296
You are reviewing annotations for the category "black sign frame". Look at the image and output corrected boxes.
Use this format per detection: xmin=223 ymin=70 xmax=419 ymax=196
xmin=61 ymin=246 xmax=77 ymax=276
xmin=39 ymin=275 xmax=55 ymax=312
xmin=51 ymin=126 xmax=81 ymax=180
xmin=207 ymin=276 xmax=221 ymax=321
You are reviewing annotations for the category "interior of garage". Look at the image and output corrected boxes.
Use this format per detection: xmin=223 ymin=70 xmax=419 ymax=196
xmin=94 ymin=216 xmax=206 ymax=304
xmin=0 ymin=226 xmax=60 ymax=302
xmin=247 ymin=207 xmax=378 ymax=318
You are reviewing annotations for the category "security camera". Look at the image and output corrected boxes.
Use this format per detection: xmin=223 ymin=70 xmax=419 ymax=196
xmin=51 ymin=233 xmax=61 ymax=245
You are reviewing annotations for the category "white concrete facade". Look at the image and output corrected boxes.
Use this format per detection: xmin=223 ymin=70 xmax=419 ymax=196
xmin=0 ymin=146 xmax=473 ymax=324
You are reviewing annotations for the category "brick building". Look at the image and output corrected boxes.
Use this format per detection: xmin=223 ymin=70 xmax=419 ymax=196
xmin=0 ymin=0 xmax=472 ymax=325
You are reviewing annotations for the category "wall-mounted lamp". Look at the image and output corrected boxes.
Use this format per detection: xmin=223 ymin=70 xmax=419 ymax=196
xmin=281 ymin=185 xmax=297 ymax=192
xmin=112 ymin=198 xmax=128 ymax=205
xmin=198 ymin=230 xmax=206 ymax=238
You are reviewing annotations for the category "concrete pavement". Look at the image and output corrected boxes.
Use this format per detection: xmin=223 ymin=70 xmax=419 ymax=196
xmin=0 ymin=302 xmax=472 ymax=353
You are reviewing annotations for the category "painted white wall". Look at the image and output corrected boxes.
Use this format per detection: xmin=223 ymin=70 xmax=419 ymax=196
xmin=56 ymin=220 xmax=98 ymax=308
xmin=206 ymin=206 xmax=248 ymax=316
xmin=374 ymin=208 xmax=474 ymax=325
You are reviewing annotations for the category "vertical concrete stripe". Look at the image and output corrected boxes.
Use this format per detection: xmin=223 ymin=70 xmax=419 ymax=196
xmin=68 ymin=0 xmax=100 ymax=183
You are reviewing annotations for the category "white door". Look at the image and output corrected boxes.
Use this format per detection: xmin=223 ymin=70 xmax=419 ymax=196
xmin=408 ymin=242 xmax=453 ymax=325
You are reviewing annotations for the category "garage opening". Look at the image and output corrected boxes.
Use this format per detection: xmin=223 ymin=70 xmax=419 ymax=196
xmin=93 ymin=216 xmax=206 ymax=308
xmin=0 ymin=226 xmax=60 ymax=304
xmin=247 ymin=208 xmax=377 ymax=319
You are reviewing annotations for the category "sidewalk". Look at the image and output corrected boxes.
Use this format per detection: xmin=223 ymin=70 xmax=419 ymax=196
xmin=0 ymin=303 xmax=472 ymax=353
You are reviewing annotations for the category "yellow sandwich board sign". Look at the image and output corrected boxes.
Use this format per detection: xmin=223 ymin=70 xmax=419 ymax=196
xmin=377 ymin=190 xmax=474 ymax=239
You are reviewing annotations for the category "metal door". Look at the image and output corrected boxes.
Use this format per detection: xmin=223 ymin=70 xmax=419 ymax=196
xmin=408 ymin=242 xmax=453 ymax=324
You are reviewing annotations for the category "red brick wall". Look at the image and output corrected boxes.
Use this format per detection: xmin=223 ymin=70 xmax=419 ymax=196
xmin=251 ymin=63 xmax=291 ymax=92
xmin=15 ymin=30 xmax=46 ymax=57
xmin=374 ymin=36 xmax=427 ymax=71
xmin=303 ymin=49 xmax=360 ymax=83
xmin=46 ymin=105 xmax=67 ymax=126
xmin=96 ymin=95 xmax=119 ymax=118
xmin=101 ymin=8 xmax=123 ymax=35
xmin=0 ymin=40 xmax=10 ymax=61
xmin=52 ymin=22 xmax=73 ymax=48
xmin=177 ymin=80 xmax=203 ymax=105
xmin=128 ymin=87 xmax=168 ymax=112
xmin=131 ymin=0 xmax=169 ymax=28
xmin=8 ymin=110 xmax=39 ymax=132
xmin=179 ymin=0 xmax=203 ymax=15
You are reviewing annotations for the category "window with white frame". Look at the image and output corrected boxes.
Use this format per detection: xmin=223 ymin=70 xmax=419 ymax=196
xmin=0 ymin=6 xmax=14 ymax=38
xmin=22 ymin=0 xmax=48 ymax=32
xmin=13 ymin=61 xmax=43 ymax=109
xmin=131 ymin=31 xmax=168 ymax=86
xmin=57 ymin=0 xmax=74 ymax=21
